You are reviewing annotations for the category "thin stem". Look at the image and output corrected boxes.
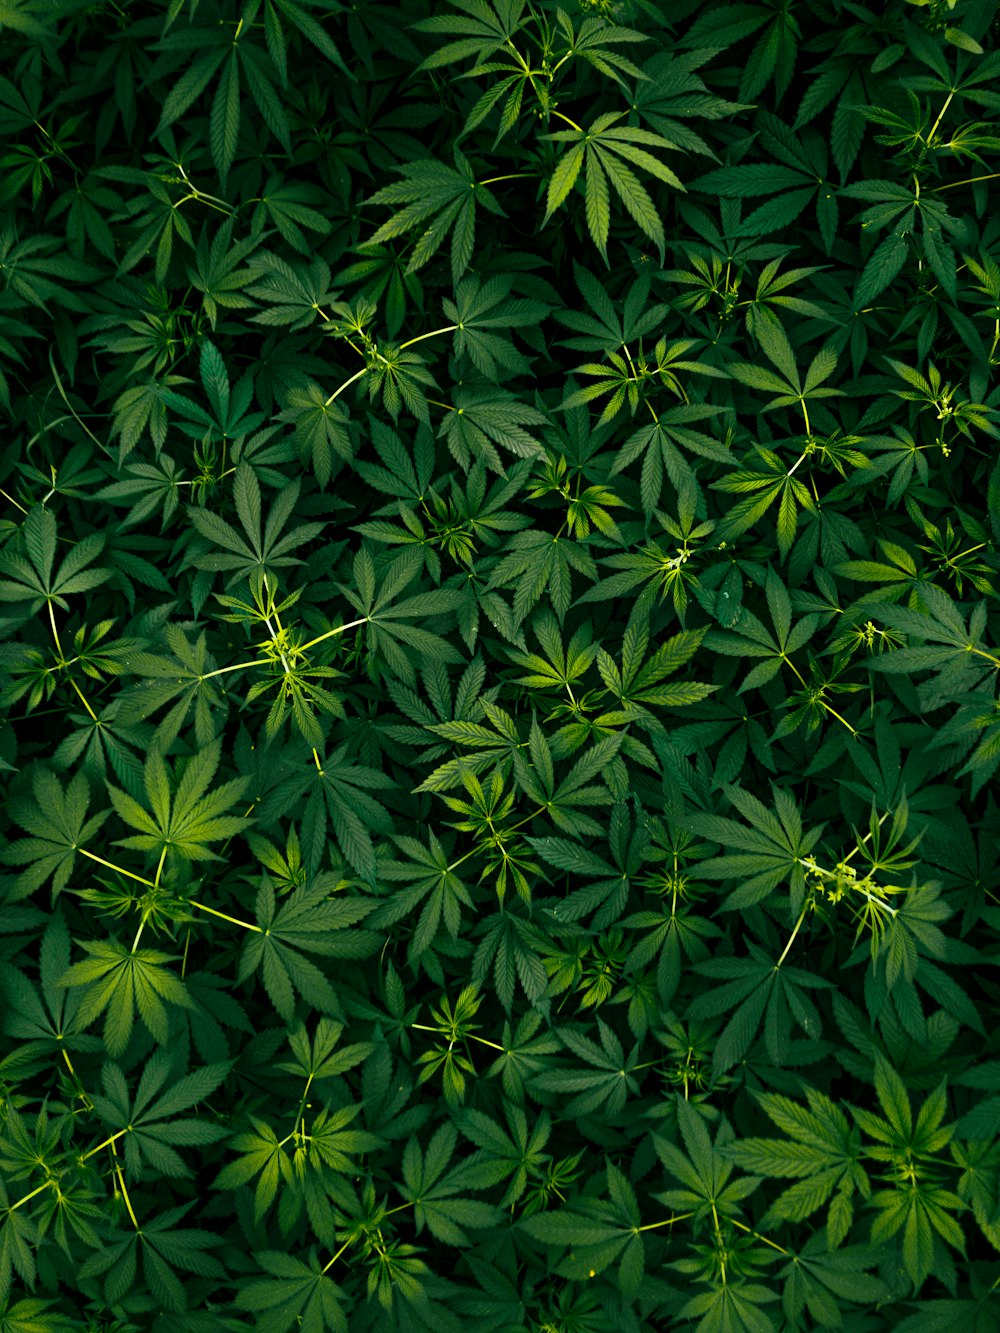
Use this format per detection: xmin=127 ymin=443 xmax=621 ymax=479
xmin=550 ymin=109 xmax=584 ymax=133
xmin=294 ymin=1071 xmax=315 ymax=1137
xmin=821 ymin=700 xmax=858 ymax=737
xmin=177 ymin=190 xmax=233 ymax=216
xmin=775 ymin=904 xmax=809 ymax=970
xmin=782 ymin=653 xmax=808 ymax=688
xmin=479 ymin=173 xmax=536 ymax=186
xmin=199 ymin=658 xmax=270 ymax=682
xmin=400 ymin=325 xmax=458 ymax=349
xmin=730 ymin=1217 xmax=791 ymax=1256
xmin=69 ymin=677 xmax=99 ymax=722
xmin=153 ymin=845 xmax=168 ymax=888
xmin=47 ymin=600 xmax=64 ymax=658
xmin=78 ymin=849 xmax=156 ymax=888
xmin=1 ymin=486 xmax=28 ymax=514
xmin=298 ymin=617 xmax=367 ymax=653
xmin=787 ymin=447 xmax=810 ymax=479
xmin=48 ymin=350 xmax=105 ymax=451
xmin=447 ymin=846 xmax=479 ymax=874
xmin=506 ymin=806 xmax=546 ymax=834
xmin=842 ymin=811 xmax=891 ymax=865
xmin=467 ymin=1033 xmax=505 ymax=1052
xmin=8 ymin=1182 xmax=52 ymax=1212
xmin=324 ymin=365 xmax=368 ymax=408
xmin=115 ymin=1161 xmax=140 ymax=1230
xmin=712 ymin=1201 xmax=726 ymax=1285
xmin=926 ymin=90 xmax=954 ymax=146
xmin=637 ymin=1212 xmax=694 ymax=1232
xmin=80 ymin=1129 xmax=130 ymax=1163
xmin=187 ymin=900 xmax=262 ymax=933
xmin=933 ymin=171 xmax=1000 ymax=192
xmin=323 ymin=1238 xmax=353 ymax=1273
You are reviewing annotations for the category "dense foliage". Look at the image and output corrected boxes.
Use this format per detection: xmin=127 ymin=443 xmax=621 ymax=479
xmin=1 ymin=0 xmax=1000 ymax=1327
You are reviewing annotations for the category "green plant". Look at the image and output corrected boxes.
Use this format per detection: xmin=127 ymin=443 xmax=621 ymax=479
xmin=1 ymin=0 xmax=1000 ymax=1329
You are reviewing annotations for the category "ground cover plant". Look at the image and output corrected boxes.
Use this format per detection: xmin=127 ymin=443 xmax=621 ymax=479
xmin=1 ymin=0 xmax=1000 ymax=1327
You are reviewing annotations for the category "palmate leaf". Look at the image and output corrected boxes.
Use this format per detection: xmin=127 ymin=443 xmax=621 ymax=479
xmin=441 ymin=273 xmax=549 ymax=380
xmin=453 ymin=1102 xmax=551 ymax=1207
xmin=59 ymin=938 xmax=193 ymax=1058
xmin=260 ymin=753 xmax=387 ymax=886
xmin=212 ymin=1116 xmax=294 ymax=1221
xmin=595 ymin=610 xmax=718 ymax=713
xmin=0 ymin=504 xmax=109 ymax=613
xmin=76 ymin=1202 xmax=225 ymax=1313
xmin=233 ymin=1251 xmax=348 ymax=1333
xmin=246 ymin=252 xmax=339 ymax=332
xmin=632 ymin=48 xmax=751 ymax=153
xmin=683 ymin=778 xmax=823 ymax=910
xmin=701 ymin=567 xmax=822 ymax=697
xmin=437 ymin=386 xmax=547 ymax=473
xmin=117 ymin=624 xmax=229 ymax=751
xmin=399 ymin=1122 xmax=503 ymax=1245
xmin=709 ymin=443 xmax=816 ymax=557
xmin=90 ymin=1050 xmax=230 ymax=1179
xmin=0 ymin=911 xmax=97 ymax=1055
xmin=686 ymin=943 xmax=832 ymax=1071
xmin=368 ymin=830 xmax=475 ymax=960
xmin=721 ymin=1086 xmax=870 ymax=1248
xmin=413 ymin=0 xmax=529 ymax=72
xmin=107 ymin=738 xmax=252 ymax=865
xmin=690 ymin=114 xmax=837 ymax=250
xmin=0 ymin=1299 xmax=76 ymax=1332
xmin=188 ymin=458 xmax=324 ymax=586
xmin=336 ymin=545 xmax=466 ymax=686
xmin=543 ymin=111 xmax=684 ymax=262
xmin=237 ymin=876 xmax=380 ymax=1021
xmin=277 ymin=383 xmax=352 ymax=488
xmin=488 ymin=529 xmax=597 ymax=627
xmin=1 ymin=768 xmax=108 ymax=899
xmin=519 ymin=1160 xmax=647 ymax=1297
xmin=653 ymin=1096 xmax=763 ymax=1230
xmin=529 ymin=1016 xmax=643 ymax=1116
xmin=609 ymin=403 xmax=732 ymax=514
xmin=780 ymin=1241 xmax=889 ymax=1326
xmin=364 ymin=149 xmax=506 ymax=285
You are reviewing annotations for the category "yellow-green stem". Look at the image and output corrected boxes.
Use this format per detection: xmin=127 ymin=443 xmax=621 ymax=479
xmin=199 ymin=657 xmax=270 ymax=682
xmin=80 ymin=1128 xmax=130 ymax=1163
xmin=8 ymin=1181 xmax=52 ymax=1212
xmin=325 ymin=366 xmax=368 ymax=408
xmin=298 ymin=617 xmax=367 ymax=653
xmin=115 ymin=1161 xmax=140 ymax=1230
xmin=323 ymin=1238 xmax=353 ymax=1273
xmin=775 ymin=904 xmax=810 ymax=970
xmin=188 ymin=900 xmax=262 ymax=933
xmin=637 ymin=1212 xmax=694 ymax=1232
xmin=730 ymin=1217 xmax=790 ymax=1255
xmin=78 ymin=848 xmax=156 ymax=888
xmin=400 ymin=325 xmax=458 ymax=349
